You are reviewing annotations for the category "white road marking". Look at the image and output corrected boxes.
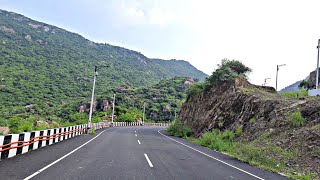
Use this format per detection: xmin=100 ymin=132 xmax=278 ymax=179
xmin=135 ymin=134 xmax=137 ymax=137
xmin=137 ymin=140 xmax=141 ymax=144
xmin=144 ymin=154 xmax=153 ymax=167
xmin=158 ymin=130 xmax=265 ymax=180
xmin=23 ymin=130 xmax=108 ymax=180
xmin=135 ymin=131 xmax=136 ymax=133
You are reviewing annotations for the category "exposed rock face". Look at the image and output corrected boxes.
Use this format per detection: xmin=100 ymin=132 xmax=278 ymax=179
xmin=87 ymin=41 xmax=97 ymax=48
xmin=35 ymin=120 xmax=49 ymax=128
xmin=0 ymin=127 xmax=9 ymax=134
xmin=43 ymin=26 xmax=50 ymax=32
xmin=180 ymin=78 xmax=320 ymax=175
xmin=78 ymin=99 xmax=111 ymax=113
xmin=183 ymin=77 xmax=194 ymax=88
xmin=0 ymin=26 xmax=15 ymax=33
xmin=116 ymin=85 xmax=131 ymax=92
xmin=102 ymin=100 xmax=111 ymax=112
xmin=77 ymin=101 xmax=97 ymax=113
xmin=25 ymin=35 xmax=32 ymax=41
xmin=28 ymin=23 xmax=41 ymax=29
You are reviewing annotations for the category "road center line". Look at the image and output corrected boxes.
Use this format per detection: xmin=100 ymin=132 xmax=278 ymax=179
xmin=144 ymin=154 xmax=153 ymax=167
xmin=23 ymin=129 xmax=108 ymax=180
xmin=158 ymin=130 xmax=264 ymax=180
xmin=137 ymin=140 xmax=141 ymax=144
xmin=135 ymin=134 xmax=137 ymax=137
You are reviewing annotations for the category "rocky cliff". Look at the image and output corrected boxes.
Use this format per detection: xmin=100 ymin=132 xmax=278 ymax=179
xmin=180 ymin=78 xmax=320 ymax=174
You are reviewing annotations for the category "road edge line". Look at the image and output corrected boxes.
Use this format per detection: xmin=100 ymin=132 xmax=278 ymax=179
xmin=158 ymin=130 xmax=265 ymax=180
xmin=23 ymin=129 xmax=108 ymax=180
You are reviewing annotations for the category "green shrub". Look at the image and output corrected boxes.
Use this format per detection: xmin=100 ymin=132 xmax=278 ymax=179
xmin=34 ymin=124 xmax=47 ymax=131
xmin=187 ymin=82 xmax=205 ymax=97
xmin=249 ymin=117 xmax=256 ymax=123
xmin=196 ymin=130 xmax=234 ymax=151
xmin=19 ymin=121 xmax=33 ymax=132
xmin=289 ymin=111 xmax=305 ymax=128
xmin=235 ymin=125 xmax=243 ymax=136
xmin=205 ymin=59 xmax=251 ymax=89
xmin=222 ymin=130 xmax=235 ymax=141
xmin=63 ymin=121 xmax=75 ymax=127
xmin=91 ymin=128 xmax=95 ymax=135
xmin=8 ymin=117 xmax=23 ymax=134
xmin=167 ymin=120 xmax=192 ymax=138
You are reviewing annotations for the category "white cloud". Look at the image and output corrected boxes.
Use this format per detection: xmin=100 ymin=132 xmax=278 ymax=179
xmin=148 ymin=7 xmax=176 ymax=26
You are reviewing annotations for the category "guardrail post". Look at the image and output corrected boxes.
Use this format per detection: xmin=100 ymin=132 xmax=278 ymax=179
xmin=33 ymin=131 xmax=40 ymax=150
xmin=42 ymin=130 xmax=48 ymax=147
xmin=8 ymin=134 xmax=19 ymax=158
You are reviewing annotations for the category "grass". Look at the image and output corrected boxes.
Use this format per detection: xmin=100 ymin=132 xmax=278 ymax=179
xmin=167 ymin=124 xmax=316 ymax=180
xmin=281 ymin=90 xmax=308 ymax=98
xmin=195 ymin=130 xmax=316 ymax=179
xmin=91 ymin=128 xmax=95 ymax=135
xmin=235 ymin=125 xmax=243 ymax=136
xmin=289 ymin=111 xmax=305 ymax=128
xmin=249 ymin=117 xmax=256 ymax=123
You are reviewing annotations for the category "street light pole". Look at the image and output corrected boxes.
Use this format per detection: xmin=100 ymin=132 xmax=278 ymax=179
xmin=88 ymin=66 xmax=98 ymax=134
xmin=276 ymin=64 xmax=286 ymax=91
xmin=87 ymin=65 xmax=108 ymax=134
xmin=263 ymin=78 xmax=271 ymax=86
xmin=111 ymin=94 xmax=115 ymax=125
xmin=316 ymin=39 xmax=320 ymax=89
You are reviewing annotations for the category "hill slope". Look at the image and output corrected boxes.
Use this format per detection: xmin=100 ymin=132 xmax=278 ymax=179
xmin=112 ymin=77 xmax=193 ymax=122
xmin=0 ymin=9 xmax=207 ymax=117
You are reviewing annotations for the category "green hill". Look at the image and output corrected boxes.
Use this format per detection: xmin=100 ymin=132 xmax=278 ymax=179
xmin=0 ymin=9 xmax=207 ymax=121
xmin=112 ymin=77 xmax=194 ymax=122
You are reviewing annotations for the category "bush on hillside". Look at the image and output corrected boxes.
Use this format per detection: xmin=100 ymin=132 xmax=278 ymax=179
xmin=187 ymin=59 xmax=251 ymax=97
xmin=289 ymin=111 xmax=305 ymax=128
xmin=167 ymin=120 xmax=192 ymax=138
xmin=205 ymin=59 xmax=251 ymax=88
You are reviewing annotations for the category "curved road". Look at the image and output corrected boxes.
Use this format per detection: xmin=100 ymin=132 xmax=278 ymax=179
xmin=0 ymin=127 xmax=289 ymax=180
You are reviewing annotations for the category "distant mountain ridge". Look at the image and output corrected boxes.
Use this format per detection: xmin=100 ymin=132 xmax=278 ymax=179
xmin=0 ymin=9 xmax=207 ymax=117
xmin=280 ymin=75 xmax=309 ymax=92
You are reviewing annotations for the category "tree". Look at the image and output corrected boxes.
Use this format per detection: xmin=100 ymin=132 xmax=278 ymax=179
xmin=205 ymin=59 xmax=251 ymax=88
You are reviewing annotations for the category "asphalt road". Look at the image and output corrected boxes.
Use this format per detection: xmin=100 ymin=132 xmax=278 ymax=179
xmin=0 ymin=127 xmax=289 ymax=180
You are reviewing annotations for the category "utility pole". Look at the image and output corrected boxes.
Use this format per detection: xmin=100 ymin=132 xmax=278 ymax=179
xmin=263 ymin=78 xmax=271 ymax=86
xmin=88 ymin=66 xmax=98 ymax=134
xmin=111 ymin=94 xmax=115 ymax=126
xmin=87 ymin=65 xmax=108 ymax=134
xmin=142 ymin=102 xmax=146 ymax=125
xmin=174 ymin=108 xmax=177 ymax=121
xmin=316 ymin=39 xmax=320 ymax=89
xmin=276 ymin=64 xmax=286 ymax=91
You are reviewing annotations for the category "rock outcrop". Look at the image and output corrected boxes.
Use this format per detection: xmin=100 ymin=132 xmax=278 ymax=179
xmin=78 ymin=99 xmax=111 ymax=113
xmin=180 ymin=78 xmax=320 ymax=174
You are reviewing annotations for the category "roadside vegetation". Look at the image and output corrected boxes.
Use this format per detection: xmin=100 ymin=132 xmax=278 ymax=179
xmin=289 ymin=111 xmax=305 ymax=128
xmin=167 ymin=122 xmax=315 ymax=180
xmin=187 ymin=59 xmax=251 ymax=98
xmin=167 ymin=120 xmax=191 ymax=138
xmin=280 ymin=90 xmax=308 ymax=98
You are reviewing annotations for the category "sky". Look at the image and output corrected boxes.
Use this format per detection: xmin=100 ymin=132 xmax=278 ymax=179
xmin=0 ymin=0 xmax=320 ymax=90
